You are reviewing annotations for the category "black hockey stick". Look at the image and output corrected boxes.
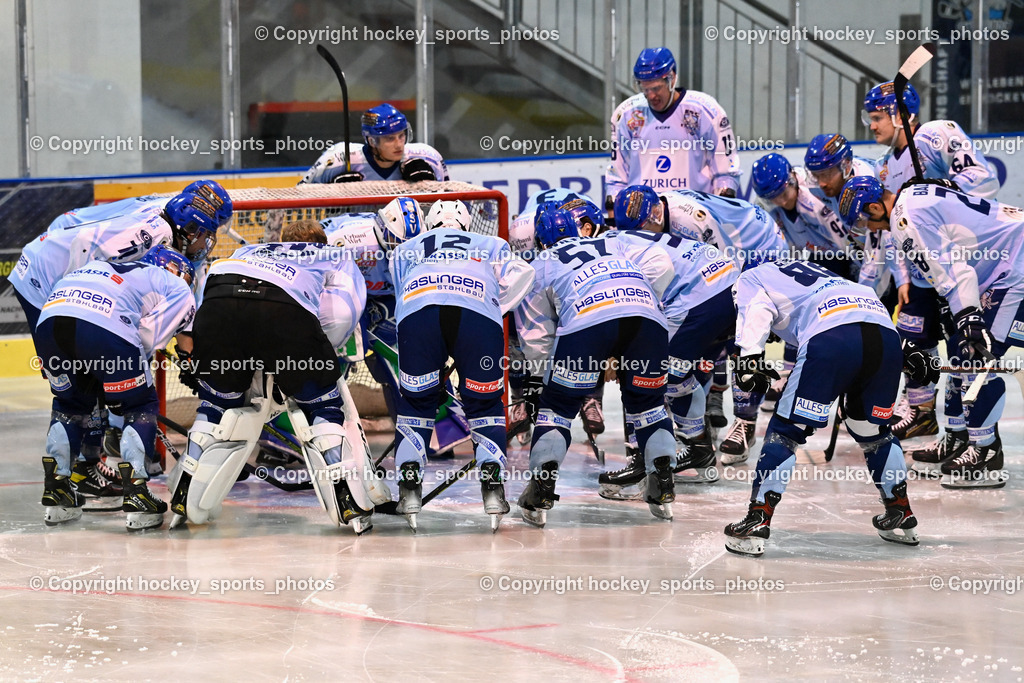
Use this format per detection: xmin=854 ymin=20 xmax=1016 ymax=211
xmin=316 ymin=44 xmax=351 ymax=173
xmin=373 ymin=459 xmax=478 ymax=515
xmin=892 ymin=43 xmax=936 ymax=181
xmin=823 ymin=401 xmax=842 ymax=463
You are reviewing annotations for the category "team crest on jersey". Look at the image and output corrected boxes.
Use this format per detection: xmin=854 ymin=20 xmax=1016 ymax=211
xmin=627 ymin=110 xmax=645 ymax=134
xmin=683 ymin=109 xmax=701 ymax=135
xmin=694 ymin=209 xmax=708 ymax=222
xmin=878 ymin=165 xmax=888 ymax=183
xmin=897 ymin=217 xmax=909 ymax=231
xmin=719 ymin=117 xmax=730 ymax=129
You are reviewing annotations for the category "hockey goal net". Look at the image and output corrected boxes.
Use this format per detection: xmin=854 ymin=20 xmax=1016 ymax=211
xmin=156 ymin=180 xmax=509 ymax=434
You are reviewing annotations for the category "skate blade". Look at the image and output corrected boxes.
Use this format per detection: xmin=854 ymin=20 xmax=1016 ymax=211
xmin=44 ymin=506 xmax=83 ymax=526
xmin=351 ymin=517 xmax=373 ymax=535
xmin=83 ymin=497 xmax=123 ymax=512
xmin=520 ymin=507 xmax=546 ymax=528
xmin=648 ymin=501 xmax=673 ymax=520
xmin=940 ymin=471 xmax=1009 ymax=489
xmin=724 ymin=535 xmax=765 ymax=557
xmin=489 ymin=513 xmax=503 ymax=533
xmin=910 ymin=462 xmax=943 ymax=478
xmin=760 ymin=402 xmax=777 ymax=413
xmin=404 ymin=513 xmax=418 ymax=532
xmin=673 ymin=466 xmax=720 ymax=484
xmin=719 ymin=452 xmax=750 ymax=466
xmin=126 ymin=512 xmax=164 ymax=531
xmin=598 ymin=483 xmax=644 ymax=501
xmin=877 ymin=528 xmax=920 ymax=545
xmin=169 ymin=513 xmax=187 ymax=530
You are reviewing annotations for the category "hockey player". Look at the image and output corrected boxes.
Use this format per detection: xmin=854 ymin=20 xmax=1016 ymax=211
xmin=388 ymin=198 xmax=534 ymax=531
xmin=35 ymin=245 xmax=197 ymax=529
xmin=173 ymin=220 xmax=368 ymax=531
xmin=614 ymin=184 xmax=787 ymax=464
xmin=863 ymin=82 xmax=1000 ymax=443
xmin=723 ymin=258 xmax=917 ymax=556
xmin=596 ymin=229 xmax=739 ymax=498
xmin=839 ymin=175 xmax=1023 ymax=489
xmin=605 ymin=47 xmax=741 ymax=209
xmin=10 ymin=181 xmax=232 ymax=497
xmin=515 ymin=205 xmax=678 ymax=525
xmin=301 ymin=103 xmax=448 ymax=184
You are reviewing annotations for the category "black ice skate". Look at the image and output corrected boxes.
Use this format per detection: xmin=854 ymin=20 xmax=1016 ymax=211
xmin=705 ymin=387 xmax=728 ymax=429
xmin=102 ymin=427 xmax=122 ymax=459
xmin=908 ymin=429 xmax=969 ymax=477
xmin=41 ymin=456 xmax=84 ymax=526
xmin=673 ymin=430 xmax=719 ymax=484
xmin=719 ymin=418 xmax=756 ymax=465
xmin=396 ymin=461 xmax=423 ymax=531
xmin=873 ymin=481 xmax=919 ymax=545
xmin=168 ymin=469 xmax=192 ymax=529
xmin=518 ymin=462 xmax=560 ymax=528
xmin=724 ymin=491 xmax=782 ymax=557
xmin=940 ymin=433 xmax=1008 ymax=489
xmin=644 ymin=456 xmax=675 ymax=520
xmin=480 ymin=462 xmax=510 ymax=532
xmin=335 ymin=480 xmax=373 ymax=535
xmin=118 ymin=462 xmax=167 ymax=531
xmin=598 ymin=447 xmax=645 ymax=501
xmin=891 ymin=405 xmax=938 ymax=440
xmin=72 ymin=458 xmax=123 ymax=512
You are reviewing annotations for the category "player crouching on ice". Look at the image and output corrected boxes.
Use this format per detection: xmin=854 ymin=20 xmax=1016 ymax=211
xmin=387 ymin=199 xmax=534 ymax=531
xmin=36 ymin=245 xmax=197 ymax=530
xmin=513 ymin=204 xmax=678 ymax=526
xmin=723 ymin=258 xmax=919 ymax=556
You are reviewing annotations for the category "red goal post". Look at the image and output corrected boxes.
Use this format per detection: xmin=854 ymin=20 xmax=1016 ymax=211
xmin=156 ymin=180 xmax=510 ymax=437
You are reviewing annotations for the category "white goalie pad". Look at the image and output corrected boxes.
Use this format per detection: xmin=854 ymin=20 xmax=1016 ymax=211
xmin=338 ymin=378 xmax=392 ymax=506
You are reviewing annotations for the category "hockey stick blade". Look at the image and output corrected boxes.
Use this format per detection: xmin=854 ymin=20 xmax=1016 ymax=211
xmin=374 ymin=459 xmax=477 ymax=516
xmin=315 ymin=44 xmax=351 ymax=173
xmin=896 ymin=43 xmax=936 ymax=81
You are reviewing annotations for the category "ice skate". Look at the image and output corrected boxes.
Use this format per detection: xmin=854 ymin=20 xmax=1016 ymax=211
xmin=873 ymin=481 xmax=919 ymax=545
xmin=518 ymin=462 xmax=559 ymax=528
xmin=72 ymin=459 xmax=123 ymax=498
xmin=892 ymin=405 xmax=938 ymax=440
xmin=719 ymin=418 xmax=756 ymax=465
xmin=908 ymin=429 xmax=969 ymax=477
xmin=41 ymin=456 xmax=84 ymax=526
xmin=335 ymin=480 xmax=373 ymax=535
xmin=598 ymin=447 xmax=644 ymax=500
xmin=724 ymin=491 xmax=781 ymax=556
xmin=940 ymin=434 xmax=1008 ymax=489
xmin=396 ymin=461 xmax=423 ymax=531
xmin=580 ymin=397 xmax=605 ymax=435
xmin=167 ymin=468 xmax=191 ymax=529
xmin=673 ymin=430 xmax=719 ymax=483
xmin=480 ymin=462 xmax=509 ymax=532
xmin=644 ymin=456 xmax=675 ymax=520
xmin=118 ymin=462 xmax=167 ymax=531
xmin=705 ymin=387 xmax=728 ymax=429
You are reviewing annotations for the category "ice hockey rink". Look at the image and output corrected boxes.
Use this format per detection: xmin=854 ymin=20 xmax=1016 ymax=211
xmin=2 ymin=370 xmax=1023 ymax=682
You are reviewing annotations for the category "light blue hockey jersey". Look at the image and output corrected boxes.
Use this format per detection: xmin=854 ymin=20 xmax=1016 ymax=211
xmin=734 ymin=260 xmax=894 ymax=355
xmin=608 ymin=230 xmax=738 ymax=330
xmin=662 ymin=190 xmax=787 ymax=267
xmin=391 ymin=228 xmax=534 ymax=325
xmin=10 ymin=197 xmax=174 ymax=310
xmin=37 ymin=259 xmax=195 ymax=356
xmin=764 ymin=168 xmax=849 ymax=253
xmin=890 ymin=183 xmax=1024 ymax=315
xmin=509 ymin=188 xmax=601 ymax=259
xmin=301 ymin=142 xmax=448 ymax=183
xmin=515 ymin=233 xmax=674 ymax=365
xmin=322 ymin=212 xmax=394 ymax=297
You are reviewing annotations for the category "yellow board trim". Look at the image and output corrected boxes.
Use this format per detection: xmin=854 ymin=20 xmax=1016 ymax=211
xmin=0 ymin=336 xmax=39 ymax=378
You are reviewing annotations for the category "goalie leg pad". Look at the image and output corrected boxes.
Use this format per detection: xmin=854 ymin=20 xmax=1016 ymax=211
xmin=184 ymin=415 xmax=262 ymax=525
xmin=292 ymin=410 xmax=375 ymax=523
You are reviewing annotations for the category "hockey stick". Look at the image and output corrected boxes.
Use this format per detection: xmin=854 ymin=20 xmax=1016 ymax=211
xmin=892 ymin=43 xmax=936 ymax=181
xmin=374 ymin=459 xmax=478 ymax=515
xmin=316 ymin=44 xmax=351 ymax=174
xmin=823 ymin=400 xmax=842 ymax=462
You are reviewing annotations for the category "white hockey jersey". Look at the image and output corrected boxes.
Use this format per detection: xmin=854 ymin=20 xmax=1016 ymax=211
xmin=764 ymin=168 xmax=849 ymax=254
xmin=515 ymin=233 xmax=674 ymax=366
xmin=10 ymin=198 xmax=174 ymax=310
xmin=662 ymin=190 xmax=787 ymax=267
xmin=322 ymin=212 xmax=394 ymax=297
xmin=300 ymin=142 xmax=448 ymax=184
xmin=734 ymin=260 xmax=894 ymax=356
xmin=890 ymin=183 xmax=1024 ymax=317
xmin=605 ymin=89 xmax=741 ymax=200
xmin=390 ymin=228 xmax=534 ymax=325
xmin=37 ymin=259 xmax=195 ymax=357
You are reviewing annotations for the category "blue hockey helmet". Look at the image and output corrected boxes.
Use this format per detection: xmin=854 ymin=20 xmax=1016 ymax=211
xmin=804 ymin=134 xmax=853 ymax=173
xmin=375 ymin=196 xmax=424 ymax=250
xmin=140 ymin=244 xmax=196 ymax=288
xmin=362 ymin=103 xmax=412 ymax=143
xmin=633 ymin=47 xmax=676 ymax=82
xmin=838 ymin=176 xmax=885 ymax=226
xmin=164 ymin=180 xmax=232 ymax=261
xmin=560 ymin=196 xmax=605 ymax=235
xmin=863 ymin=80 xmax=920 ymax=118
xmin=750 ymin=153 xmax=794 ymax=199
xmin=613 ymin=185 xmax=660 ymax=230
xmin=535 ymin=202 xmax=579 ymax=248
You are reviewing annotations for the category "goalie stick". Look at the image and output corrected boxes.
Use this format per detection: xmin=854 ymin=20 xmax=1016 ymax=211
xmin=316 ymin=44 xmax=352 ymax=174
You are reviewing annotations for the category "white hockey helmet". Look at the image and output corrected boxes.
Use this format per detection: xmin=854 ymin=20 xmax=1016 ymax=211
xmin=424 ymin=200 xmax=472 ymax=231
xmin=375 ymin=196 xmax=424 ymax=250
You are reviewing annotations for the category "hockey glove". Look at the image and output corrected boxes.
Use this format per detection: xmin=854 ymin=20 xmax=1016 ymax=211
xmin=331 ymin=170 xmax=365 ymax=183
xmin=937 ymin=297 xmax=957 ymax=340
xmin=507 ymin=375 xmax=543 ymax=442
xmin=175 ymin=349 xmax=201 ymax=396
xmin=955 ymin=306 xmax=995 ymax=362
xmin=400 ymin=157 xmax=435 ymax=182
xmin=901 ymin=339 xmax=940 ymax=385
xmin=734 ymin=353 xmax=780 ymax=395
